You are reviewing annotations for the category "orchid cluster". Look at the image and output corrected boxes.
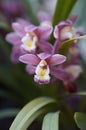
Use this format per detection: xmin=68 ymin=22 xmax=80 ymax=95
xmin=6 ymin=17 xmax=82 ymax=92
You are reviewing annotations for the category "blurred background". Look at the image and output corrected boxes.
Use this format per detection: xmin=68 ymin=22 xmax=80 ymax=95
xmin=0 ymin=0 xmax=86 ymax=129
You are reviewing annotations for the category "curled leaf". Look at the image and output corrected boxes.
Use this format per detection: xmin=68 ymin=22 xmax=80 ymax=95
xmin=9 ymin=97 xmax=55 ymax=130
xmin=42 ymin=111 xmax=60 ymax=130
xmin=74 ymin=112 xmax=86 ymax=130
xmin=58 ymin=35 xmax=86 ymax=55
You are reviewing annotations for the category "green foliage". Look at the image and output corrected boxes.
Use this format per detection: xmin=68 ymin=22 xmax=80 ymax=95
xmin=75 ymin=92 xmax=86 ymax=96
xmin=42 ymin=111 xmax=60 ymax=130
xmin=74 ymin=112 xmax=86 ymax=130
xmin=50 ymin=0 xmax=77 ymax=43
xmin=58 ymin=35 xmax=86 ymax=55
xmin=52 ymin=0 xmax=77 ymax=27
xmin=0 ymin=0 xmax=86 ymax=130
xmin=0 ymin=109 xmax=19 ymax=119
xmin=9 ymin=97 xmax=55 ymax=130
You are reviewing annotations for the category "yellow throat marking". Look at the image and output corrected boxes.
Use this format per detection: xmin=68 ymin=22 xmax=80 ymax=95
xmin=40 ymin=69 xmax=46 ymax=79
xmin=27 ymin=40 xmax=33 ymax=47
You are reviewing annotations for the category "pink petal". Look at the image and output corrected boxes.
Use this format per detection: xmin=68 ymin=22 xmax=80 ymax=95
xmin=26 ymin=64 xmax=35 ymax=74
xmin=6 ymin=32 xmax=21 ymax=45
xmin=48 ymin=54 xmax=66 ymax=66
xmin=37 ymin=53 xmax=51 ymax=60
xmin=37 ymin=11 xmax=51 ymax=22
xmin=19 ymin=54 xmax=40 ymax=65
xmin=25 ymin=25 xmax=37 ymax=33
xmin=38 ymin=41 xmax=53 ymax=53
xmin=52 ymin=40 xmax=60 ymax=54
xmin=50 ymin=67 xmax=70 ymax=81
xmin=54 ymin=25 xmax=59 ymax=39
xmin=11 ymin=44 xmax=22 ymax=63
xmin=12 ymin=23 xmax=25 ymax=36
xmin=54 ymin=20 xmax=72 ymax=39
xmin=37 ymin=25 xmax=53 ymax=40
xmin=17 ymin=18 xmax=30 ymax=26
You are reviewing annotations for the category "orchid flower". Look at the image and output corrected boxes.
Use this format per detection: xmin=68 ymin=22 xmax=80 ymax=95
xmin=6 ymin=19 xmax=53 ymax=62
xmin=19 ymin=53 xmax=66 ymax=84
xmin=49 ymin=40 xmax=82 ymax=92
xmin=54 ymin=20 xmax=76 ymax=42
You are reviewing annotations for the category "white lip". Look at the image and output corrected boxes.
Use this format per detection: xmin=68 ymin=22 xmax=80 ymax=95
xmin=21 ymin=33 xmax=38 ymax=52
xmin=34 ymin=60 xmax=50 ymax=83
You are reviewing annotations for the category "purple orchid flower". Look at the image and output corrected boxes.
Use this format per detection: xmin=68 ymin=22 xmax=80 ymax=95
xmin=53 ymin=19 xmax=84 ymax=55
xmin=22 ymin=24 xmax=53 ymax=53
xmin=54 ymin=20 xmax=75 ymax=42
xmin=50 ymin=64 xmax=82 ymax=93
xmin=19 ymin=53 xmax=66 ymax=84
xmin=5 ymin=19 xmax=30 ymax=63
xmin=6 ymin=19 xmax=53 ymax=63
xmin=49 ymin=40 xmax=82 ymax=92
xmin=61 ymin=54 xmax=82 ymax=92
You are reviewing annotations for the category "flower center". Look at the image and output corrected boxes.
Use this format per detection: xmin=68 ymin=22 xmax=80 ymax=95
xmin=60 ymin=25 xmax=75 ymax=41
xmin=21 ymin=32 xmax=38 ymax=53
xmin=40 ymin=69 xmax=46 ymax=77
xmin=27 ymin=40 xmax=33 ymax=47
xmin=34 ymin=60 xmax=50 ymax=84
xmin=39 ymin=60 xmax=48 ymax=79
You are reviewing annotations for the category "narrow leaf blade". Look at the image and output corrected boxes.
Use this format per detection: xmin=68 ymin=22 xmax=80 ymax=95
xmin=0 ymin=109 xmax=19 ymax=119
xmin=42 ymin=111 xmax=60 ymax=130
xmin=74 ymin=112 xmax=86 ymax=130
xmin=58 ymin=35 xmax=86 ymax=55
xmin=9 ymin=97 xmax=55 ymax=130
xmin=52 ymin=0 xmax=77 ymax=27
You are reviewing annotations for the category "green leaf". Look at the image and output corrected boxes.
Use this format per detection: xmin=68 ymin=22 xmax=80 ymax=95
xmin=0 ymin=109 xmax=19 ymax=119
xmin=58 ymin=35 xmax=86 ymax=55
xmin=0 ymin=90 xmax=19 ymax=101
xmin=0 ymin=22 xmax=11 ymax=31
xmin=74 ymin=112 xmax=86 ymax=130
xmin=42 ymin=111 xmax=60 ymax=130
xmin=9 ymin=97 xmax=55 ymax=130
xmin=52 ymin=0 xmax=77 ymax=27
xmin=75 ymin=92 xmax=86 ymax=96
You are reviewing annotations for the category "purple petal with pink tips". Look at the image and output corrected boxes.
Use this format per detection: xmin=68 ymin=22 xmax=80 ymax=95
xmin=6 ymin=32 xmax=21 ymax=45
xmin=38 ymin=25 xmax=53 ymax=40
xmin=37 ymin=53 xmax=51 ymax=60
xmin=48 ymin=54 xmax=66 ymax=66
xmin=17 ymin=18 xmax=30 ymax=26
xmin=54 ymin=20 xmax=72 ymax=39
xmin=26 ymin=64 xmax=36 ymax=75
xmin=50 ymin=67 xmax=70 ymax=81
xmin=19 ymin=54 xmax=40 ymax=65
xmin=12 ymin=22 xmax=25 ymax=37
xmin=25 ymin=25 xmax=37 ymax=33
xmin=11 ymin=44 xmax=23 ymax=63
xmin=37 ymin=11 xmax=51 ymax=22
xmin=38 ymin=41 xmax=53 ymax=53
xmin=52 ymin=40 xmax=60 ymax=54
